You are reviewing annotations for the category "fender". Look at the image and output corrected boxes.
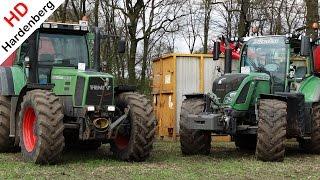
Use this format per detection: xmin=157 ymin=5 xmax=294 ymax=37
xmin=0 ymin=67 xmax=15 ymax=95
xmin=0 ymin=66 xmax=26 ymax=96
xmin=299 ymin=76 xmax=320 ymax=103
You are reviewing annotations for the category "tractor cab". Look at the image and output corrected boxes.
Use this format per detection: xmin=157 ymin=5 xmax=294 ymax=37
xmin=240 ymin=35 xmax=311 ymax=93
xmin=17 ymin=21 xmax=92 ymax=85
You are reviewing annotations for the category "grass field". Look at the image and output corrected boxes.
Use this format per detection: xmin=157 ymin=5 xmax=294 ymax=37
xmin=0 ymin=141 xmax=320 ymax=179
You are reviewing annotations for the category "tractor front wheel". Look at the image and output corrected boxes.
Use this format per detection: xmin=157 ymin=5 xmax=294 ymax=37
xmin=19 ymin=90 xmax=64 ymax=164
xmin=180 ymin=98 xmax=211 ymax=155
xmin=256 ymin=99 xmax=287 ymax=162
xmin=111 ymin=92 xmax=156 ymax=161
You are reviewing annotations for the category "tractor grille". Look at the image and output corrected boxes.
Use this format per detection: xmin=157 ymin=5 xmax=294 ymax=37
xmin=86 ymin=77 xmax=113 ymax=106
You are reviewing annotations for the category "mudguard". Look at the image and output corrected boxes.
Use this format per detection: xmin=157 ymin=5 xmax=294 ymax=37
xmin=299 ymin=76 xmax=320 ymax=103
xmin=0 ymin=66 xmax=26 ymax=96
xmin=0 ymin=67 xmax=15 ymax=95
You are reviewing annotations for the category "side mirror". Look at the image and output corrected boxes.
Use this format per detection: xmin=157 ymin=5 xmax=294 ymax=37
xmin=118 ymin=40 xmax=126 ymax=54
xmin=213 ymin=41 xmax=220 ymax=60
xmin=300 ymin=35 xmax=311 ymax=56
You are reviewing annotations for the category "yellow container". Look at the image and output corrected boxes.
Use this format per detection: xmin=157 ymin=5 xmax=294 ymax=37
xmin=152 ymin=54 xmax=238 ymax=140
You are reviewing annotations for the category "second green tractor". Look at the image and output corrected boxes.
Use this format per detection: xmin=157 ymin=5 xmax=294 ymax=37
xmin=181 ymin=34 xmax=320 ymax=161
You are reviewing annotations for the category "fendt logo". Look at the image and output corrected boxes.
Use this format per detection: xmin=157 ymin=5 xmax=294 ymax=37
xmin=0 ymin=0 xmax=64 ymax=65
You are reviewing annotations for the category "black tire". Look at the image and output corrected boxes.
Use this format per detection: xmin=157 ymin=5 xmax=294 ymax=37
xmin=234 ymin=134 xmax=257 ymax=151
xmin=19 ymin=90 xmax=64 ymax=164
xmin=0 ymin=96 xmax=15 ymax=152
xmin=299 ymin=103 xmax=320 ymax=153
xmin=111 ymin=92 xmax=156 ymax=161
xmin=180 ymin=98 xmax=211 ymax=155
xmin=256 ymin=99 xmax=287 ymax=162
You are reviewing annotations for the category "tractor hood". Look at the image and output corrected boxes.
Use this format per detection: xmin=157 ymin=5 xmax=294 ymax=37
xmin=212 ymin=73 xmax=248 ymax=103
xmin=50 ymin=67 xmax=114 ymax=107
xmin=212 ymin=72 xmax=271 ymax=109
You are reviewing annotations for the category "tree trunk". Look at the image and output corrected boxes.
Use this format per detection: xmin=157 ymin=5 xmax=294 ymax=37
xmin=94 ymin=0 xmax=100 ymax=27
xmin=61 ymin=0 xmax=69 ymax=23
xmin=305 ymin=0 xmax=319 ymax=39
xmin=140 ymin=37 xmax=149 ymax=92
xmin=203 ymin=0 xmax=212 ymax=53
xmin=238 ymin=0 xmax=250 ymax=38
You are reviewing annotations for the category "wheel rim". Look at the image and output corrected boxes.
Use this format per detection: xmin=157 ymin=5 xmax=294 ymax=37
xmin=23 ymin=107 xmax=37 ymax=152
xmin=114 ymin=135 xmax=129 ymax=150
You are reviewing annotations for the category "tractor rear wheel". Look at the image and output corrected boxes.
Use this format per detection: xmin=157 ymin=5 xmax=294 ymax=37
xmin=19 ymin=90 xmax=64 ymax=164
xmin=111 ymin=92 xmax=156 ymax=161
xmin=299 ymin=103 xmax=320 ymax=153
xmin=256 ymin=99 xmax=287 ymax=162
xmin=180 ymin=98 xmax=211 ymax=155
xmin=0 ymin=96 xmax=15 ymax=152
xmin=234 ymin=134 xmax=257 ymax=151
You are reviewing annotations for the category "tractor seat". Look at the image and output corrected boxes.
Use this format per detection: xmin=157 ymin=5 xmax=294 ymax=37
xmin=295 ymin=66 xmax=307 ymax=79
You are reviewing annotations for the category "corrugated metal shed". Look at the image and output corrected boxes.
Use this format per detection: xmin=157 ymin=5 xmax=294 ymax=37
xmin=152 ymin=54 xmax=238 ymax=139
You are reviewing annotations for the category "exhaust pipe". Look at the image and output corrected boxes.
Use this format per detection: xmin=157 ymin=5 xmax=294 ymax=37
xmin=93 ymin=118 xmax=110 ymax=132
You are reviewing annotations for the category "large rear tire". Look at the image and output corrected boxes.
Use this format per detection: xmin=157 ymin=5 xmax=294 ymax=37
xmin=256 ymin=99 xmax=287 ymax=162
xmin=0 ymin=96 xmax=15 ymax=152
xmin=180 ymin=98 xmax=211 ymax=155
xmin=19 ymin=90 xmax=65 ymax=164
xmin=111 ymin=92 xmax=156 ymax=161
xmin=299 ymin=104 xmax=320 ymax=153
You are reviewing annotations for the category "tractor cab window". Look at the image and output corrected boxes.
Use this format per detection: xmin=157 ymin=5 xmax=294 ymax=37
xmin=241 ymin=36 xmax=287 ymax=92
xmin=38 ymin=33 xmax=89 ymax=67
xmin=37 ymin=33 xmax=89 ymax=84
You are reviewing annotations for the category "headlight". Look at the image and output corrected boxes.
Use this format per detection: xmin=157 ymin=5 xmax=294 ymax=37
xmin=87 ymin=106 xmax=95 ymax=112
xmin=107 ymin=106 xmax=115 ymax=112
xmin=223 ymin=91 xmax=237 ymax=104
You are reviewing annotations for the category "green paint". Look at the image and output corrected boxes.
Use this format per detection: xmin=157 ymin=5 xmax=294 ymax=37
xmin=299 ymin=76 xmax=320 ymax=103
xmin=230 ymin=73 xmax=270 ymax=111
xmin=10 ymin=66 xmax=26 ymax=95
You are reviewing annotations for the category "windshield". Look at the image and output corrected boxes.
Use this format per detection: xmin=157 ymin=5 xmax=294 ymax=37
xmin=241 ymin=36 xmax=287 ymax=92
xmin=38 ymin=33 xmax=89 ymax=67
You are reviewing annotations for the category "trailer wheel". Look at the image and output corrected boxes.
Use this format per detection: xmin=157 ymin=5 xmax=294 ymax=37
xmin=299 ymin=104 xmax=320 ymax=153
xmin=234 ymin=134 xmax=257 ymax=151
xmin=111 ymin=92 xmax=156 ymax=161
xmin=256 ymin=99 xmax=287 ymax=162
xmin=0 ymin=96 xmax=15 ymax=152
xmin=19 ymin=90 xmax=64 ymax=164
xmin=180 ymin=98 xmax=211 ymax=155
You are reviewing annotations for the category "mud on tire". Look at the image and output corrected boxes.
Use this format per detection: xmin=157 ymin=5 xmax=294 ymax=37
xmin=0 ymin=96 xmax=15 ymax=152
xmin=180 ymin=98 xmax=211 ymax=155
xmin=111 ymin=92 xmax=156 ymax=161
xmin=256 ymin=99 xmax=287 ymax=162
xmin=19 ymin=90 xmax=64 ymax=164
xmin=299 ymin=103 xmax=320 ymax=153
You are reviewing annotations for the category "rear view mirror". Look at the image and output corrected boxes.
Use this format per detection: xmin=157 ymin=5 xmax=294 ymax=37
xmin=213 ymin=41 xmax=220 ymax=60
xmin=118 ymin=40 xmax=126 ymax=54
xmin=300 ymin=35 xmax=311 ymax=56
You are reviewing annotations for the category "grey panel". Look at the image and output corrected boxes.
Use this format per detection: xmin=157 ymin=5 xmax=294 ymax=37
xmin=176 ymin=57 xmax=200 ymax=132
xmin=0 ymin=67 xmax=14 ymax=95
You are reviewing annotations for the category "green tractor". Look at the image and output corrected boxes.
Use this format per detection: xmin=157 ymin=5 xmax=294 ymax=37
xmin=180 ymin=34 xmax=320 ymax=161
xmin=0 ymin=21 xmax=156 ymax=164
